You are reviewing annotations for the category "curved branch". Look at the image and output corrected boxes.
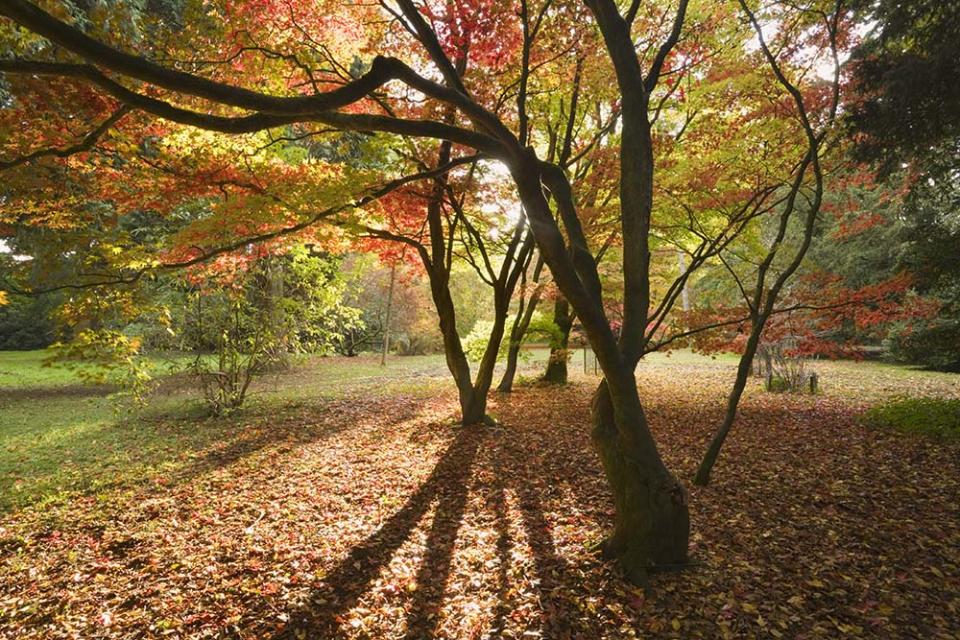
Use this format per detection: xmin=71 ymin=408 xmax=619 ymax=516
xmin=0 ymin=1 xmax=519 ymax=147
xmin=3 ymin=154 xmax=479 ymax=295
xmin=0 ymin=59 xmax=507 ymax=155
xmin=644 ymin=0 xmax=690 ymax=93
xmin=0 ymin=105 xmax=130 ymax=170
xmin=0 ymin=0 xmax=399 ymax=115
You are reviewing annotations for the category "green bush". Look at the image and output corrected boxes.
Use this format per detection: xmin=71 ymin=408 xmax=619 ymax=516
xmin=885 ymin=318 xmax=960 ymax=372
xmin=863 ymin=397 xmax=960 ymax=438
xmin=461 ymin=312 xmax=562 ymax=363
xmin=766 ymin=375 xmax=791 ymax=393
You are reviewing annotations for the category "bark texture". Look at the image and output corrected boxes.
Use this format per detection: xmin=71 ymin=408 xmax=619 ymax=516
xmin=591 ymin=380 xmax=690 ymax=583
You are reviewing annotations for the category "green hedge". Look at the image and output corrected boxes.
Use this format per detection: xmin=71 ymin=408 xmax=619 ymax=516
xmin=863 ymin=397 xmax=960 ymax=439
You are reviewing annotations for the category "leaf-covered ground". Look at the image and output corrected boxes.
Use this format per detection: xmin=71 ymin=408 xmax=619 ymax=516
xmin=1 ymin=354 xmax=958 ymax=638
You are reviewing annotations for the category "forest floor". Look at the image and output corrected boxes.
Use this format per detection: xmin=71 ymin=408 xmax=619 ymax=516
xmin=0 ymin=351 xmax=958 ymax=639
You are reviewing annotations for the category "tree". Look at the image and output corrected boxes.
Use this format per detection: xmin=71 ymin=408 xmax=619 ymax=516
xmin=845 ymin=0 xmax=960 ymax=370
xmin=847 ymin=0 xmax=960 ymax=175
xmin=0 ymin=0 xmax=850 ymax=581
xmin=175 ymin=246 xmax=363 ymax=414
xmin=692 ymin=1 xmax=844 ymax=486
xmin=359 ymin=137 xmax=534 ymax=424
xmin=800 ymin=168 xmax=958 ymax=370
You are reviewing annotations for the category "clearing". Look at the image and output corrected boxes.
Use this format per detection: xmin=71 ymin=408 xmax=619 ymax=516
xmin=0 ymin=351 xmax=958 ymax=639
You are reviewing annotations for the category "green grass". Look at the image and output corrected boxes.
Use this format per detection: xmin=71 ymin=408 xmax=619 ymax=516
xmin=0 ymin=350 xmax=463 ymax=513
xmin=0 ymin=349 xmax=192 ymax=389
xmin=864 ymin=397 xmax=960 ymax=439
xmin=1 ymin=348 xmax=956 ymax=515
xmin=0 ymin=349 xmax=97 ymax=388
xmin=0 ymin=393 xmax=233 ymax=512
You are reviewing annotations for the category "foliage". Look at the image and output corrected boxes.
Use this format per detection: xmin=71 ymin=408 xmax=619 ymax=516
xmin=461 ymin=319 xmax=500 ymax=363
xmin=803 ymin=168 xmax=959 ymax=369
xmin=177 ymin=249 xmax=363 ymax=414
xmin=0 ymin=292 xmax=59 ymax=350
xmin=462 ymin=311 xmax=559 ymax=363
xmin=46 ymin=328 xmax=153 ymax=397
xmin=337 ymin=254 xmax=442 ymax=357
xmin=184 ymin=294 xmax=282 ymax=416
xmin=885 ymin=314 xmax=960 ymax=372
xmin=848 ymin=0 xmax=960 ymax=174
xmin=883 ymin=165 xmax=960 ymax=370
xmin=841 ymin=0 xmax=960 ymax=371
xmin=864 ymin=397 xmax=960 ymax=439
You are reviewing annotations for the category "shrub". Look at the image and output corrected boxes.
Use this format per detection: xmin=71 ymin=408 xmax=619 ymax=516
xmin=766 ymin=375 xmax=791 ymax=393
xmin=461 ymin=312 xmax=561 ymax=363
xmin=885 ymin=319 xmax=960 ymax=372
xmin=760 ymin=338 xmax=817 ymax=393
xmin=863 ymin=397 xmax=960 ymax=439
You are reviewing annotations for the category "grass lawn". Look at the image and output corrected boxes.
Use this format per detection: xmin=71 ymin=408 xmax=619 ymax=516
xmin=0 ymin=349 xmax=557 ymax=513
xmin=0 ymin=349 xmax=958 ymax=638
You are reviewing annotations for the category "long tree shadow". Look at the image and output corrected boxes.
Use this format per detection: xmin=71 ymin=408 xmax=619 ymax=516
xmin=505 ymin=415 xmax=609 ymax=639
xmin=487 ymin=445 xmax=514 ymax=639
xmin=269 ymin=389 xmax=609 ymax=639
xmin=513 ymin=475 xmax=581 ymax=637
xmin=2 ymin=395 xmax=433 ymax=520
xmin=274 ymin=425 xmax=480 ymax=639
xmin=480 ymin=436 xmax=582 ymax=639
xmin=164 ymin=396 xmax=431 ymax=490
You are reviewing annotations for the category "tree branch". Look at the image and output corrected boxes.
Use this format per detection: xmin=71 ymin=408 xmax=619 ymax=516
xmin=0 ymin=106 xmax=130 ymax=170
xmin=3 ymin=154 xmax=479 ymax=295
xmin=644 ymin=0 xmax=690 ymax=93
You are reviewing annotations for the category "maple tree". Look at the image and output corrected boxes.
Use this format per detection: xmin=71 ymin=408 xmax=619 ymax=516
xmin=0 ymin=0 xmax=858 ymax=581
xmin=689 ymin=2 xmax=845 ymax=485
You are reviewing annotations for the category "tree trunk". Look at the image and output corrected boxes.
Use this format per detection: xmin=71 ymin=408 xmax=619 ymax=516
xmin=497 ymin=269 xmax=544 ymax=393
xmin=467 ymin=300 xmax=509 ymax=423
xmin=497 ymin=341 xmax=522 ymax=393
xmin=380 ymin=262 xmax=396 ymax=366
xmin=542 ymin=297 xmax=573 ymax=384
xmin=591 ymin=378 xmax=690 ymax=583
xmin=509 ymin=152 xmax=689 ymax=582
xmin=459 ymin=387 xmax=489 ymax=426
xmin=433 ymin=285 xmax=481 ymax=425
xmin=693 ymin=319 xmax=762 ymax=486
xmin=431 ymin=279 xmax=509 ymax=425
